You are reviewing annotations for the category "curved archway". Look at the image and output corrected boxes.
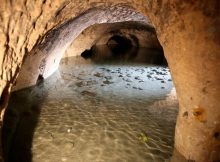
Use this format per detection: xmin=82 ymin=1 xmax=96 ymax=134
xmin=0 ymin=1 xmax=219 ymax=162
xmin=73 ymin=21 xmax=166 ymax=65
xmin=13 ymin=5 xmax=151 ymax=91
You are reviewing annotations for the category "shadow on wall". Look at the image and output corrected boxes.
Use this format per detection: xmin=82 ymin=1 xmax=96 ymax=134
xmin=81 ymin=35 xmax=167 ymax=65
xmin=2 ymin=82 xmax=48 ymax=162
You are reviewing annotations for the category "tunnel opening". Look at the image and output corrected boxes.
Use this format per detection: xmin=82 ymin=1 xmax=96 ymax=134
xmin=81 ymin=35 xmax=134 ymax=61
xmin=80 ymin=27 xmax=167 ymax=66
xmin=2 ymin=5 xmax=179 ymax=162
xmin=36 ymin=74 xmax=44 ymax=85
xmin=107 ymin=35 xmax=133 ymax=55
xmin=81 ymin=49 xmax=93 ymax=59
xmin=81 ymin=44 xmax=167 ymax=66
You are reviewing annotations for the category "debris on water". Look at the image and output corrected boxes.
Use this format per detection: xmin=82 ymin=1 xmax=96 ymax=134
xmin=123 ymin=78 xmax=132 ymax=82
xmin=103 ymin=80 xmax=114 ymax=84
xmin=139 ymin=133 xmax=148 ymax=143
xmin=94 ymin=72 xmax=104 ymax=77
xmin=81 ymin=90 xmax=96 ymax=97
xmin=104 ymin=76 xmax=112 ymax=80
xmin=75 ymin=81 xmax=85 ymax=87
xmin=134 ymin=76 xmax=140 ymax=80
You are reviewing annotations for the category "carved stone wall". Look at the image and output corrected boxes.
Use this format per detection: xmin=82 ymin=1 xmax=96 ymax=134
xmin=0 ymin=0 xmax=219 ymax=161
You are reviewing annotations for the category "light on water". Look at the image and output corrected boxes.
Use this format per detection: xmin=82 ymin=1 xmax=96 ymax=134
xmin=3 ymin=56 xmax=178 ymax=162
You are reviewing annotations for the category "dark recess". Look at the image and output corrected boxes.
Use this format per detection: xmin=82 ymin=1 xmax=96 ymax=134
xmin=107 ymin=35 xmax=132 ymax=55
xmin=81 ymin=48 xmax=93 ymax=59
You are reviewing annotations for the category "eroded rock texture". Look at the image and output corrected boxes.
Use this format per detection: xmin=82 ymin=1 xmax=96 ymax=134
xmin=13 ymin=6 xmax=149 ymax=91
xmin=0 ymin=0 xmax=219 ymax=162
xmin=63 ymin=21 xmax=158 ymax=58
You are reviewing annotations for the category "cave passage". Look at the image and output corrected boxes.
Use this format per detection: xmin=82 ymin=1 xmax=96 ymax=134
xmin=0 ymin=1 xmax=219 ymax=162
xmin=107 ymin=35 xmax=133 ymax=54
xmin=1 ymin=5 xmax=180 ymax=162
xmin=81 ymin=34 xmax=166 ymax=65
xmin=2 ymin=55 xmax=178 ymax=162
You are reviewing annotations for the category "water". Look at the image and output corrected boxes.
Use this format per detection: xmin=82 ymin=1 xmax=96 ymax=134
xmin=3 ymin=56 xmax=178 ymax=162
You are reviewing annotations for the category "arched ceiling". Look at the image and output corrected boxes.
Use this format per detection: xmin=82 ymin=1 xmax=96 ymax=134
xmin=63 ymin=21 xmax=159 ymax=58
xmin=13 ymin=5 xmax=152 ymax=91
xmin=0 ymin=1 xmax=219 ymax=161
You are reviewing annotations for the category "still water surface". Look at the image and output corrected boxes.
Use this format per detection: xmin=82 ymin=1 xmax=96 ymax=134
xmin=3 ymin=56 xmax=178 ymax=162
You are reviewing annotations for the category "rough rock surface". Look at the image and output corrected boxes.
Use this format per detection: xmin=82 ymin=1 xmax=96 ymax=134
xmin=13 ymin=5 xmax=149 ymax=91
xmin=63 ymin=21 xmax=159 ymax=58
xmin=0 ymin=0 xmax=219 ymax=162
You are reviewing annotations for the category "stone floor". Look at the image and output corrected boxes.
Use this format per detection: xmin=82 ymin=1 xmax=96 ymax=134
xmin=3 ymin=56 xmax=179 ymax=162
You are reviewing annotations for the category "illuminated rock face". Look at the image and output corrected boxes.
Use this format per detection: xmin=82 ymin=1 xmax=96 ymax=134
xmin=0 ymin=0 xmax=219 ymax=162
xmin=12 ymin=6 xmax=149 ymax=91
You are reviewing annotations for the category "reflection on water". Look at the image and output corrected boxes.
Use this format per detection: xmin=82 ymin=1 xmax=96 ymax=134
xmin=82 ymin=45 xmax=166 ymax=65
xmin=3 ymin=56 xmax=179 ymax=162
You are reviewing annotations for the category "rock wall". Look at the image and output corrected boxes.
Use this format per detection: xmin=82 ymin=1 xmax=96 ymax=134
xmin=0 ymin=0 xmax=147 ymax=116
xmin=0 ymin=0 xmax=219 ymax=162
xmin=63 ymin=21 xmax=159 ymax=58
xmin=145 ymin=1 xmax=220 ymax=161
xmin=63 ymin=21 xmax=165 ymax=65
xmin=12 ymin=5 xmax=148 ymax=91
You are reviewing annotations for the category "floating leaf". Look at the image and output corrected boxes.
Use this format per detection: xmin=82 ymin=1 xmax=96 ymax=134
xmin=139 ymin=133 xmax=148 ymax=143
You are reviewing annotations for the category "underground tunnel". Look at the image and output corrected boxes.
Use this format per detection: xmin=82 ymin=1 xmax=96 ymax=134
xmin=0 ymin=1 xmax=220 ymax=162
xmin=3 ymin=6 xmax=176 ymax=162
